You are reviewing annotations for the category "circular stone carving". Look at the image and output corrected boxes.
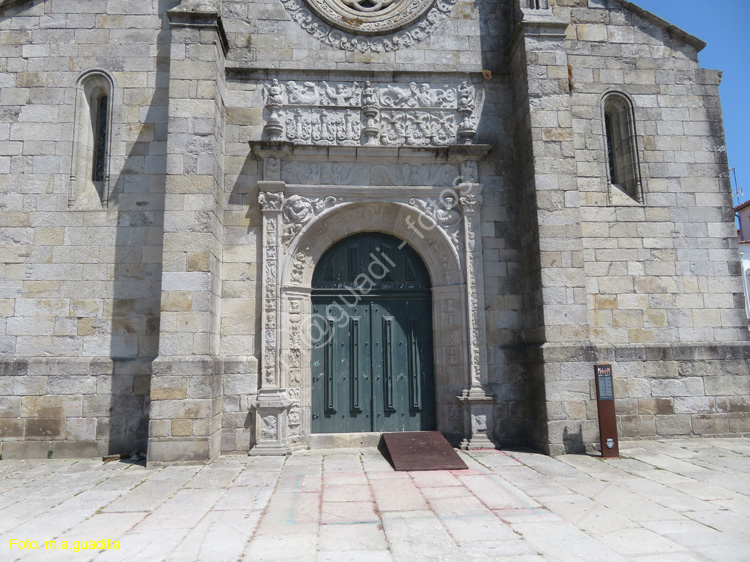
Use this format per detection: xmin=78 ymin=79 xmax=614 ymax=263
xmin=305 ymin=0 xmax=436 ymax=35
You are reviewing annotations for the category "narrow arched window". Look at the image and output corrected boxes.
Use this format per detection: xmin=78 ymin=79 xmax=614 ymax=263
xmin=70 ymin=71 xmax=113 ymax=208
xmin=602 ymin=92 xmax=642 ymax=202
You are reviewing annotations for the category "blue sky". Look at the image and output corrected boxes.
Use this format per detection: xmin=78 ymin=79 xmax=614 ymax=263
xmin=632 ymin=0 xmax=750 ymax=206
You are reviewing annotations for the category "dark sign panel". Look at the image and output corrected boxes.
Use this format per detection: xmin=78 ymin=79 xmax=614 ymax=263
xmin=594 ymin=363 xmax=619 ymax=458
xmin=596 ymin=364 xmax=614 ymax=401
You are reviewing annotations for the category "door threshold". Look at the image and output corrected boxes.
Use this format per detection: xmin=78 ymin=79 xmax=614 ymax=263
xmin=302 ymin=433 xmax=384 ymax=450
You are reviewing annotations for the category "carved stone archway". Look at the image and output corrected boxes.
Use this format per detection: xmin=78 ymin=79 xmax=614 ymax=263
xmin=250 ymin=143 xmax=495 ymax=454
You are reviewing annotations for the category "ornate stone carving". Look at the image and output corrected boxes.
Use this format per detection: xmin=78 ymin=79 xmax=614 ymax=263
xmin=286 ymin=81 xmax=319 ymax=105
xmin=259 ymin=192 xmax=284 ymax=212
xmin=281 ymin=0 xmax=454 ymax=51
xmin=262 ymin=79 xmax=477 ymax=147
xmin=264 ymin=157 xmax=281 ymax=181
xmin=286 ymin=387 xmax=301 ymax=438
xmin=281 ymin=195 xmax=337 ymax=248
xmin=461 ymin=160 xmax=478 ymax=184
xmin=460 ymin=193 xmax=481 ymax=213
xmin=260 ymin=415 xmax=278 ymax=440
xmin=370 ymin=163 xmax=458 ymax=186
xmin=290 ymin=248 xmax=308 ymax=284
xmin=409 ymin=195 xmax=463 ymax=252
xmin=457 ymin=81 xmax=478 ymax=144
xmin=362 ymin=81 xmax=380 ymax=146
xmin=264 ymin=80 xmax=285 ymax=141
xmin=409 ymin=195 xmax=461 ymax=227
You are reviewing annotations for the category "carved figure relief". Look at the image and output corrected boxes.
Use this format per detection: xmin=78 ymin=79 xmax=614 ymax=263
xmin=258 ymin=192 xmax=284 ymax=212
xmin=281 ymin=196 xmax=337 ymax=248
xmin=409 ymin=197 xmax=461 ymax=227
xmin=260 ymin=415 xmax=278 ymax=439
xmin=263 ymin=79 xmax=478 ymax=146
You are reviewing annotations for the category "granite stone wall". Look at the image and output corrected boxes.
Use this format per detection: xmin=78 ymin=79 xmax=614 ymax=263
xmin=0 ymin=0 xmax=175 ymax=458
xmin=1 ymin=0 xmax=748 ymax=461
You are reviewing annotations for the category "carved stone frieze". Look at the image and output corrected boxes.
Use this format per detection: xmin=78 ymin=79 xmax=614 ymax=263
xmin=279 ymin=0 xmax=456 ymax=52
xmin=264 ymin=80 xmax=477 ymax=146
xmin=281 ymin=162 xmax=460 ymax=187
xmin=371 ymin=163 xmax=459 ymax=186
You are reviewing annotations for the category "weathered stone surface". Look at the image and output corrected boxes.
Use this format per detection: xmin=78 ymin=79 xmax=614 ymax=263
xmin=0 ymin=0 xmax=747 ymax=463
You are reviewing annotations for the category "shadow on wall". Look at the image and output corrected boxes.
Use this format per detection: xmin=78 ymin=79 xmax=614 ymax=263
xmin=562 ymin=425 xmax=585 ymax=454
xmin=106 ymin=0 xmax=174 ymax=455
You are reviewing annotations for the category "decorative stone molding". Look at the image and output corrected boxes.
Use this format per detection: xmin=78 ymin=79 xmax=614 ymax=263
xmin=279 ymin=0 xmax=456 ymax=52
xmin=264 ymin=79 xmax=478 ymax=146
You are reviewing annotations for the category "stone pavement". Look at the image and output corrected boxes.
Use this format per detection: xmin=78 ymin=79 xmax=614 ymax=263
xmin=0 ymin=438 xmax=749 ymax=562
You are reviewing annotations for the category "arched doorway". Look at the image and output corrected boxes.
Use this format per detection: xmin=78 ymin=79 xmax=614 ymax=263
xmin=310 ymin=232 xmax=436 ymax=433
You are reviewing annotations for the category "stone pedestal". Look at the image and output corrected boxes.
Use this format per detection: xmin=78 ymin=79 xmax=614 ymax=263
xmin=457 ymin=388 xmax=496 ymax=449
xmin=250 ymin=390 xmax=293 ymax=455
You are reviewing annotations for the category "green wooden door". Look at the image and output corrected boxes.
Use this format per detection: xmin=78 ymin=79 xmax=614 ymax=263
xmin=311 ymin=233 xmax=436 ymax=433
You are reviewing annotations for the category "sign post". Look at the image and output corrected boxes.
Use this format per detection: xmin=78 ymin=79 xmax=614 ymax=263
xmin=594 ymin=364 xmax=619 ymax=458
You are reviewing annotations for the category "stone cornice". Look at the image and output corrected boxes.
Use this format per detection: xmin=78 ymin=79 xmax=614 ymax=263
xmin=249 ymin=141 xmax=492 ymax=165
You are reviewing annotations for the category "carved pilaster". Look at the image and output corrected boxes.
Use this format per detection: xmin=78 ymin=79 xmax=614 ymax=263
xmin=253 ymin=187 xmax=293 ymax=455
xmin=457 ymin=183 xmax=496 ymax=449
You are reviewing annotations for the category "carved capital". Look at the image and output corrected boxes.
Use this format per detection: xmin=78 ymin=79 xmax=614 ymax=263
xmin=259 ymin=191 xmax=284 ymax=212
xmin=460 ymin=193 xmax=482 ymax=213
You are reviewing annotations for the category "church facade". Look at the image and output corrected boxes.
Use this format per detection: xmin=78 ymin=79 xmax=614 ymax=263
xmin=1 ymin=0 xmax=748 ymax=463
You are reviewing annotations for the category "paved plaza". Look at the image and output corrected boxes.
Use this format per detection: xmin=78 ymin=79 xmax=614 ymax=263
xmin=1 ymin=438 xmax=749 ymax=561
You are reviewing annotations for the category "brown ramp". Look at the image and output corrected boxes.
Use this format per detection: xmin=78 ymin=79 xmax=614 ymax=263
xmin=382 ymin=431 xmax=468 ymax=471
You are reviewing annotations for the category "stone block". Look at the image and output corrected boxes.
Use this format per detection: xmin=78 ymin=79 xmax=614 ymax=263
xmin=38 ymin=395 xmax=82 ymax=417
xmin=172 ymin=419 xmax=193 ymax=437
xmin=0 ymin=441 xmax=51 ymax=459
xmin=691 ymin=414 xmax=729 ymax=435
xmin=673 ymin=396 xmax=715 ymax=414
xmin=654 ymin=414 xmax=693 ymax=436
xmin=147 ymin=438 xmax=210 ymax=464
xmin=0 ymin=418 xmax=24 ymax=438
xmin=151 ymin=386 xmax=188 ymax=400
xmin=644 ymin=361 xmax=678 ymax=379
xmin=65 ymin=417 xmax=97 ymax=441
xmin=50 ymin=441 xmax=99 ymax=458
xmin=25 ymin=418 xmax=64 ymax=439
xmin=620 ymin=414 xmax=655 ymax=437
xmin=705 ymin=375 xmax=750 ymax=397
xmin=651 ymin=378 xmax=705 ymax=398
xmin=638 ymin=398 xmax=674 ymax=416
xmin=728 ymin=413 xmax=750 ymax=433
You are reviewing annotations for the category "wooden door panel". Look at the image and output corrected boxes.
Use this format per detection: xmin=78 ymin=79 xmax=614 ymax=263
xmin=311 ymin=302 xmax=372 ymax=433
xmin=311 ymin=233 xmax=435 ymax=434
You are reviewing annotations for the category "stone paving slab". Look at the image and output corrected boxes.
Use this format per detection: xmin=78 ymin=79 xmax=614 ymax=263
xmin=0 ymin=438 xmax=748 ymax=561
